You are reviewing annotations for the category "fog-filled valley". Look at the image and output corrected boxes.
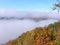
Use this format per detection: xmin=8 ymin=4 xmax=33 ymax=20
xmin=0 ymin=10 xmax=60 ymax=44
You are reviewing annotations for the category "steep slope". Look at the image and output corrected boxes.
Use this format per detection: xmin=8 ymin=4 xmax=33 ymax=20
xmin=6 ymin=21 xmax=60 ymax=45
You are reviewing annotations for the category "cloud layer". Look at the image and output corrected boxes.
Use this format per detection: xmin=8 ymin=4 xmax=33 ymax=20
xmin=0 ymin=8 xmax=60 ymax=19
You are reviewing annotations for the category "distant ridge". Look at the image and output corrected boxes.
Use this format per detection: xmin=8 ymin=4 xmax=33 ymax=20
xmin=0 ymin=17 xmax=49 ymax=21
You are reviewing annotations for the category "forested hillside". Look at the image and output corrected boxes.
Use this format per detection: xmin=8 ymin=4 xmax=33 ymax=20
xmin=6 ymin=21 xmax=60 ymax=45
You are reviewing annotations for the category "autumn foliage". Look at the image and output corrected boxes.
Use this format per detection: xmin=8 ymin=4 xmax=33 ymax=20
xmin=6 ymin=21 xmax=60 ymax=45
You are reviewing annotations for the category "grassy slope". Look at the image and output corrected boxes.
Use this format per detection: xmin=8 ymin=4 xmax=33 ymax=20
xmin=6 ymin=21 xmax=60 ymax=45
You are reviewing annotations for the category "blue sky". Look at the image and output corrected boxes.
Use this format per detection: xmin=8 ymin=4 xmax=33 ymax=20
xmin=0 ymin=0 xmax=56 ymax=11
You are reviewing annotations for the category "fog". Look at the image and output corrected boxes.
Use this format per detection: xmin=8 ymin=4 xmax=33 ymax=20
xmin=0 ymin=19 xmax=58 ymax=44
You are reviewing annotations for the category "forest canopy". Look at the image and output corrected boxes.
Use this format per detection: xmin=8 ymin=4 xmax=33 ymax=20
xmin=6 ymin=21 xmax=60 ymax=45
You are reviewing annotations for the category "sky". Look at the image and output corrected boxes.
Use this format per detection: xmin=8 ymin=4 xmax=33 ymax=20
xmin=0 ymin=0 xmax=56 ymax=11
